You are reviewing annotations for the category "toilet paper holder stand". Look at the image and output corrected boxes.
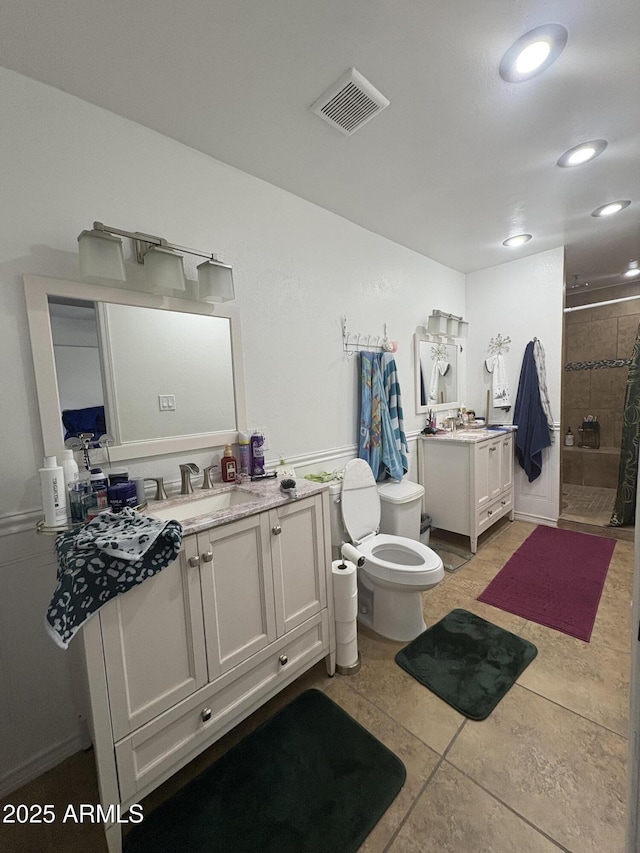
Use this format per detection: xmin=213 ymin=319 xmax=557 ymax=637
xmin=334 ymin=543 xmax=363 ymax=676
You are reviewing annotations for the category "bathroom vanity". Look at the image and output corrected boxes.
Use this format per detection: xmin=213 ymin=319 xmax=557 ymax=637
xmin=78 ymin=480 xmax=335 ymax=853
xmin=418 ymin=429 xmax=514 ymax=553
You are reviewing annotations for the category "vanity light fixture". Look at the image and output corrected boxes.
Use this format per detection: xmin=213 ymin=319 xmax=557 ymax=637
xmin=499 ymin=24 xmax=568 ymax=83
xmin=557 ymin=139 xmax=607 ymax=168
xmin=591 ymin=200 xmax=631 ymax=218
xmin=77 ymin=222 xmax=235 ymax=301
xmin=502 ymin=233 xmax=532 ymax=248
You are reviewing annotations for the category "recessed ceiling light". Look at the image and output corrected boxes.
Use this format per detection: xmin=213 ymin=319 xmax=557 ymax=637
xmin=557 ymin=139 xmax=607 ymax=168
xmin=499 ymin=24 xmax=568 ymax=83
xmin=591 ymin=200 xmax=631 ymax=217
xmin=502 ymin=234 xmax=533 ymax=248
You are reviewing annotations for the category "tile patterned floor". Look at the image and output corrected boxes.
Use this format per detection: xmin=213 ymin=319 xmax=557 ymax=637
xmin=562 ymin=483 xmax=617 ymax=526
xmin=1 ymin=521 xmax=632 ymax=853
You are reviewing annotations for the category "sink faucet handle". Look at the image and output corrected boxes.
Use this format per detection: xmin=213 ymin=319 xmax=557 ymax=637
xmin=202 ymin=465 xmax=218 ymax=489
xmin=179 ymin=463 xmax=200 ymax=495
xmin=145 ymin=477 xmax=168 ymax=501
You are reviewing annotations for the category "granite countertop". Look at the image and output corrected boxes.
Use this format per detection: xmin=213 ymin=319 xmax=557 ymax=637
xmin=146 ymin=477 xmax=328 ymax=536
xmin=419 ymin=426 xmax=515 ymax=445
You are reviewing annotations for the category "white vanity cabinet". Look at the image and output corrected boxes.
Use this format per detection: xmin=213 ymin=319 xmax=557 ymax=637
xmin=80 ymin=490 xmax=334 ymax=853
xmin=419 ymin=431 xmax=514 ymax=553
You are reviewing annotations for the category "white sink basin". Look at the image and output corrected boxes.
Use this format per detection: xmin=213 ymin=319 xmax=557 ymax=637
xmin=150 ymin=488 xmax=257 ymax=522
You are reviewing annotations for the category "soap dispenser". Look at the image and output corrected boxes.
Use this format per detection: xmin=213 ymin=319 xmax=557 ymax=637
xmin=221 ymin=445 xmax=238 ymax=483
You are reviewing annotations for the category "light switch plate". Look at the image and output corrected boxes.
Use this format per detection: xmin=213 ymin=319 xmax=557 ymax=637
xmin=159 ymin=394 xmax=176 ymax=411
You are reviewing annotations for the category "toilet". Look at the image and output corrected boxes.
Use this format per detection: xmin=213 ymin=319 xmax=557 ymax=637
xmin=329 ymin=459 xmax=444 ymax=642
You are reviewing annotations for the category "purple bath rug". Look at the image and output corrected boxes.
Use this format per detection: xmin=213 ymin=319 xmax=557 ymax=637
xmin=477 ymin=526 xmax=616 ymax=641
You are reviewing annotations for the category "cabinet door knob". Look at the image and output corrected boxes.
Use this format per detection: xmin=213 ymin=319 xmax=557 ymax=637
xmin=487 ymin=509 xmax=493 ymax=516
xmin=272 ymin=525 xmax=282 ymax=535
xmin=201 ymin=551 xmax=213 ymax=562
xmin=501 ymin=500 xmax=507 ymax=506
xmin=201 ymin=707 xmax=212 ymax=722
xmin=188 ymin=556 xmax=200 ymax=568
xmin=279 ymin=654 xmax=288 ymax=666
xmin=489 ymin=446 xmax=497 ymax=452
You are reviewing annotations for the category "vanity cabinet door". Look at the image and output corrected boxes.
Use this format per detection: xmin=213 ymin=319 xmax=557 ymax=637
xmin=500 ymin=433 xmax=513 ymax=491
xmin=100 ymin=534 xmax=208 ymax=741
xmin=474 ymin=438 xmax=501 ymax=507
xmin=270 ymin=495 xmax=327 ymax=636
xmin=199 ymin=512 xmax=277 ymax=680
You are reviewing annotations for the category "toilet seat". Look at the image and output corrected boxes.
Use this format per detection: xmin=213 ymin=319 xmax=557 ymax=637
xmin=357 ymin=533 xmax=443 ymax=587
xmin=341 ymin=459 xmax=443 ymax=588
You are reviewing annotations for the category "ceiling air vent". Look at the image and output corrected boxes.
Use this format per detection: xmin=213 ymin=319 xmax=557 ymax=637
xmin=310 ymin=68 xmax=390 ymax=136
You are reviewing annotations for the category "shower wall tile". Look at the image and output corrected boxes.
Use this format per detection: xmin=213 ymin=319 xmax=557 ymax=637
xmin=563 ymin=407 xmax=586 ymax=436
xmin=562 ymin=450 xmax=583 ymax=485
xmin=563 ymin=370 xmax=590 ymax=409
xmin=590 ymin=367 xmax=628 ymax=411
xmin=565 ymin=319 xmax=618 ymax=362
xmin=617 ymin=314 xmax=640 ymax=359
xmin=583 ymin=451 xmax=620 ymax=489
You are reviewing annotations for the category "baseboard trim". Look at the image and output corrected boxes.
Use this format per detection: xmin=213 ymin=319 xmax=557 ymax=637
xmin=0 ymin=732 xmax=85 ymax=799
xmin=514 ymin=512 xmax=558 ymax=527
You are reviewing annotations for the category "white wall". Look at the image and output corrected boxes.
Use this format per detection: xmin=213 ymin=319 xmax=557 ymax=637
xmin=0 ymin=67 xmax=465 ymax=792
xmin=465 ymin=248 xmax=565 ymax=523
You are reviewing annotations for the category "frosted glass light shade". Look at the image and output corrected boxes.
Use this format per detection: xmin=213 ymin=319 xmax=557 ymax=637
xmin=197 ymin=260 xmax=235 ymax=302
xmin=144 ymin=246 xmax=186 ymax=292
xmin=78 ymin=229 xmax=126 ymax=281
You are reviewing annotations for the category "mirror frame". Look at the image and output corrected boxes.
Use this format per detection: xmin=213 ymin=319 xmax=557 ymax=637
xmin=24 ymin=274 xmax=247 ymax=462
xmin=414 ymin=330 xmax=466 ymax=414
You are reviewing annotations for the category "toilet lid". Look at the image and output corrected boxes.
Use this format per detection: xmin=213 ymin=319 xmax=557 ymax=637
xmin=341 ymin=459 xmax=380 ymax=543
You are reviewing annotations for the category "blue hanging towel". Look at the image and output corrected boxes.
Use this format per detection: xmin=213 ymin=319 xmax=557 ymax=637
xmin=513 ymin=341 xmax=552 ymax=482
xmin=379 ymin=352 xmax=408 ymax=481
xmin=358 ymin=351 xmax=381 ymax=476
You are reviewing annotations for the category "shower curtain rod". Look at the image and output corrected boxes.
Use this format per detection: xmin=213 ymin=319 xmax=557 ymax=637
xmin=564 ymin=294 xmax=640 ymax=313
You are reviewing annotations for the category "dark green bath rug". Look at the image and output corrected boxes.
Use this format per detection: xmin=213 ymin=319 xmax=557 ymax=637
xmin=395 ymin=609 xmax=537 ymax=720
xmin=123 ymin=688 xmax=406 ymax=853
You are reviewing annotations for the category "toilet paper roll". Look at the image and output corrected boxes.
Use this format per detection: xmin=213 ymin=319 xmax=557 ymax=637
xmin=335 ymin=619 xmax=358 ymax=646
xmin=337 ymin=637 xmax=359 ymax=669
xmin=332 ymin=560 xmax=357 ymax=600
xmin=333 ymin=592 xmax=358 ymax=623
xmin=341 ymin=543 xmax=366 ymax=568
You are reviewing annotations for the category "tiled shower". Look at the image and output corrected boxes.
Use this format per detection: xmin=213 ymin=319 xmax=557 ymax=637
xmin=561 ymin=294 xmax=640 ymax=527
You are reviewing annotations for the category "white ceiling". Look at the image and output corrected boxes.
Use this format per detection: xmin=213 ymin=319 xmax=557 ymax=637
xmin=2 ymin=0 xmax=639 ymax=294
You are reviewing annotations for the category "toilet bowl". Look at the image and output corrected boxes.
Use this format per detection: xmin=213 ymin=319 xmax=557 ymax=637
xmin=330 ymin=459 xmax=443 ymax=642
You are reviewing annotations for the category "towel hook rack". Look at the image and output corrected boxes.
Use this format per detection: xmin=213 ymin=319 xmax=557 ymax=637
xmin=342 ymin=316 xmax=394 ymax=357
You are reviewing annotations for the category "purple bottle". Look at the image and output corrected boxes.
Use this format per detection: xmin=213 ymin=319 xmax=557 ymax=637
xmin=250 ymin=430 xmax=265 ymax=477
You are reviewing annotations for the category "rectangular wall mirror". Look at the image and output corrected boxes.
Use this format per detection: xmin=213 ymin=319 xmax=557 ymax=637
xmin=414 ymin=331 xmax=466 ymax=414
xmin=25 ymin=275 xmax=247 ymax=462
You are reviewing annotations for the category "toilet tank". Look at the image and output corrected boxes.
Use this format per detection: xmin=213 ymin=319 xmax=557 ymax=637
xmin=376 ymin=479 xmax=424 ymax=540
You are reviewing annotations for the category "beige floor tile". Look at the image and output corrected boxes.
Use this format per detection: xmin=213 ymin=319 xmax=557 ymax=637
xmin=320 ymin=680 xmax=439 ymax=853
xmin=423 ymin=579 xmax=527 ymax=635
xmin=348 ymin=627 xmax=464 ymax=754
xmin=389 ymin=760 xmax=562 ymax=853
xmin=447 ymin=685 xmax=628 ymax=853
xmin=590 ymin=590 xmax=632 ymax=653
xmin=518 ymin=622 xmax=630 ymax=736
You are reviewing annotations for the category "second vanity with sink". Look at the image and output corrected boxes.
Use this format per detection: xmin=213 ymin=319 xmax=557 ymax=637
xmin=78 ymin=478 xmax=336 ymax=853
xmin=418 ymin=428 xmax=515 ymax=553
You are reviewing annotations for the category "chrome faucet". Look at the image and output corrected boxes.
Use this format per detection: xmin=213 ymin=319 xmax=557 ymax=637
xmin=179 ymin=463 xmax=200 ymax=494
xmin=144 ymin=477 xmax=168 ymax=501
xmin=201 ymin=465 xmax=218 ymax=489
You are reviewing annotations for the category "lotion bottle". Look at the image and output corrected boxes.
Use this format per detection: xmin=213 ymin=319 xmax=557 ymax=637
xmin=221 ymin=445 xmax=238 ymax=483
xmin=39 ymin=455 xmax=67 ymax=527
xmin=61 ymin=448 xmax=80 ymax=491
xmin=238 ymin=430 xmax=251 ymax=476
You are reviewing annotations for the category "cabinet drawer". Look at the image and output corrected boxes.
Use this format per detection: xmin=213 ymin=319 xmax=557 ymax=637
xmin=477 ymin=489 xmax=512 ymax=535
xmin=115 ymin=610 xmax=329 ymax=803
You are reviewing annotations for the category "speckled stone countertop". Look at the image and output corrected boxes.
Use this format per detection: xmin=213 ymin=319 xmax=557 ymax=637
xmin=419 ymin=426 xmax=515 ymax=445
xmin=146 ymin=478 xmax=329 ymax=536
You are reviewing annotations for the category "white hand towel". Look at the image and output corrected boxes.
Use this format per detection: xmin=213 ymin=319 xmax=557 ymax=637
xmin=485 ymin=353 xmax=511 ymax=407
xmin=429 ymin=360 xmax=449 ymax=402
